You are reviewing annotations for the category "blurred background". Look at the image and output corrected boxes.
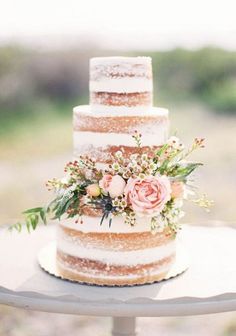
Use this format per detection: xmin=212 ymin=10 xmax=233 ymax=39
xmin=0 ymin=0 xmax=236 ymax=335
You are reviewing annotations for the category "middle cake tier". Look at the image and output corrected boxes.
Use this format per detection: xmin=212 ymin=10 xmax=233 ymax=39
xmin=73 ymin=105 xmax=169 ymax=164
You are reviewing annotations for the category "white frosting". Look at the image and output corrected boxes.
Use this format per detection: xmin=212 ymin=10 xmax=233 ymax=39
xmin=90 ymin=56 xmax=152 ymax=66
xmin=57 ymin=237 xmax=176 ymax=266
xmin=60 ymin=215 xmax=155 ymax=233
xmin=73 ymin=128 xmax=168 ymax=151
xmin=73 ymin=105 xmax=169 ymax=118
xmin=90 ymin=78 xmax=153 ymax=93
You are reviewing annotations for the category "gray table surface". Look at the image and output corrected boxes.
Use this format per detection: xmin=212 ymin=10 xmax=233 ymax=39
xmin=0 ymin=223 xmax=236 ymax=317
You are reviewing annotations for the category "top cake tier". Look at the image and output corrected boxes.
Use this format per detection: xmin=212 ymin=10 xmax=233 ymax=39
xmin=89 ymin=57 xmax=153 ymax=113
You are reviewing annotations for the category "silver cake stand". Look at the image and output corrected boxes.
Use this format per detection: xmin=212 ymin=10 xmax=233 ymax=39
xmin=0 ymin=223 xmax=236 ymax=336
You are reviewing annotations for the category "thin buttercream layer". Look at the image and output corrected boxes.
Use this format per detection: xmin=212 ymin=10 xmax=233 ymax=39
xmin=57 ymin=238 xmax=176 ymax=265
xmin=73 ymin=127 xmax=167 ymax=163
xmin=73 ymin=130 xmax=167 ymax=149
xmin=90 ymin=56 xmax=152 ymax=81
xmin=73 ymin=105 xmax=169 ymax=134
xmin=90 ymin=56 xmax=152 ymax=66
xmin=60 ymin=215 xmax=161 ymax=233
xmin=58 ymin=224 xmax=176 ymax=251
xmin=73 ymin=105 xmax=168 ymax=118
xmin=56 ymin=252 xmax=175 ymax=286
xmin=89 ymin=78 xmax=153 ymax=93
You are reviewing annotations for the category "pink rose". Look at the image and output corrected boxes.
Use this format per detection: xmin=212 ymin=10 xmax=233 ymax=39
xmin=124 ymin=175 xmax=171 ymax=216
xmin=171 ymin=181 xmax=184 ymax=199
xmin=99 ymin=174 xmax=126 ymax=198
xmin=99 ymin=174 xmax=113 ymax=191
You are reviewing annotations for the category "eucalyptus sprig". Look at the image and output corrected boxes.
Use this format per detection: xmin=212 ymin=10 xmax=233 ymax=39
xmin=10 ymin=187 xmax=84 ymax=232
xmin=9 ymin=207 xmax=48 ymax=233
xmin=167 ymin=162 xmax=203 ymax=181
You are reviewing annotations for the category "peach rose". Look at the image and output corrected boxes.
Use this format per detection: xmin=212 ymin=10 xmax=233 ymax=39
xmin=171 ymin=181 xmax=184 ymax=199
xmin=124 ymin=175 xmax=171 ymax=216
xmin=99 ymin=174 xmax=126 ymax=198
xmin=86 ymin=183 xmax=101 ymax=197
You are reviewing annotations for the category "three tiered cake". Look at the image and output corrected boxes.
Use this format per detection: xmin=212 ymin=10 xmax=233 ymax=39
xmin=57 ymin=57 xmax=177 ymax=285
xmin=14 ymin=56 xmax=208 ymax=286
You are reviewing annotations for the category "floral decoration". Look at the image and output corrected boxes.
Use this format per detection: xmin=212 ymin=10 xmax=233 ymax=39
xmin=11 ymin=133 xmax=213 ymax=234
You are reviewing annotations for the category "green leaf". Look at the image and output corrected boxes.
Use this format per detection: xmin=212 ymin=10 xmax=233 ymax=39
xmin=39 ymin=208 xmax=47 ymax=225
xmin=168 ymin=162 xmax=203 ymax=178
xmin=10 ymin=185 xmax=80 ymax=232
xmin=155 ymin=144 xmax=169 ymax=158
xmin=158 ymin=159 xmax=169 ymax=174
xmin=26 ymin=218 xmax=31 ymax=233
xmin=8 ymin=222 xmax=22 ymax=233
xmin=30 ymin=214 xmax=39 ymax=230
xmin=22 ymin=207 xmax=44 ymax=214
xmin=67 ymin=212 xmax=76 ymax=218
xmin=10 ymin=206 xmax=47 ymax=232
xmin=46 ymin=197 xmax=59 ymax=212
xmin=54 ymin=200 xmax=71 ymax=219
xmin=50 ymin=189 xmax=80 ymax=220
xmin=53 ymin=194 xmax=73 ymax=219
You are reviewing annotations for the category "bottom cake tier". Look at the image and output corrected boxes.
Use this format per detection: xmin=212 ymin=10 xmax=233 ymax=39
xmin=56 ymin=216 xmax=177 ymax=286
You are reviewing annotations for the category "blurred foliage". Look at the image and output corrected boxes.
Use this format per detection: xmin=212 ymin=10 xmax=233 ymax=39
xmin=149 ymin=48 xmax=236 ymax=112
xmin=204 ymin=79 xmax=236 ymax=112
xmin=0 ymin=45 xmax=236 ymax=135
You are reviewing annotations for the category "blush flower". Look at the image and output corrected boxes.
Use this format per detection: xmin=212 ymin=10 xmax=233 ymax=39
xmin=99 ymin=174 xmax=113 ymax=192
xmin=86 ymin=183 xmax=101 ymax=197
xmin=171 ymin=181 xmax=184 ymax=199
xmin=124 ymin=175 xmax=171 ymax=216
xmin=99 ymin=174 xmax=126 ymax=198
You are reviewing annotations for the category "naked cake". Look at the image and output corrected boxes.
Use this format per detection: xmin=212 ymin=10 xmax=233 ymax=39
xmin=57 ymin=57 xmax=183 ymax=285
xmin=15 ymin=56 xmax=209 ymax=286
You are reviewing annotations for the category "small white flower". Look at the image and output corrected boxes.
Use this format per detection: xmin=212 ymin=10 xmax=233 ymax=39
xmin=69 ymin=184 xmax=77 ymax=191
xmin=138 ymin=173 xmax=146 ymax=180
xmin=61 ymin=174 xmax=71 ymax=184
xmin=141 ymin=154 xmax=148 ymax=161
xmin=112 ymin=199 xmax=120 ymax=207
xmin=112 ymin=163 xmax=120 ymax=171
xmin=128 ymin=160 xmax=138 ymax=168
xmin=141 ymin=161 xmax=148 ymax=168
xmin=130 ymin=154 xmax=138 ymax=161
xmin=151 ymin=216 xmax=166 ymax=233
xmin=149 ymin=162 xmax=158 ymax=170
xmin=115 ymin=151 xmax=123 ymax=158
xmin=167 ymin=136 xmax=184 ymax=150
xmin=173 ymin=199 xmax=184 ymax=208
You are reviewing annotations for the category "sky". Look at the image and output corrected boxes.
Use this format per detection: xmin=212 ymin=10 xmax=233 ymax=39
xmin=1 ymin=0 xmax=236 ymax=50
